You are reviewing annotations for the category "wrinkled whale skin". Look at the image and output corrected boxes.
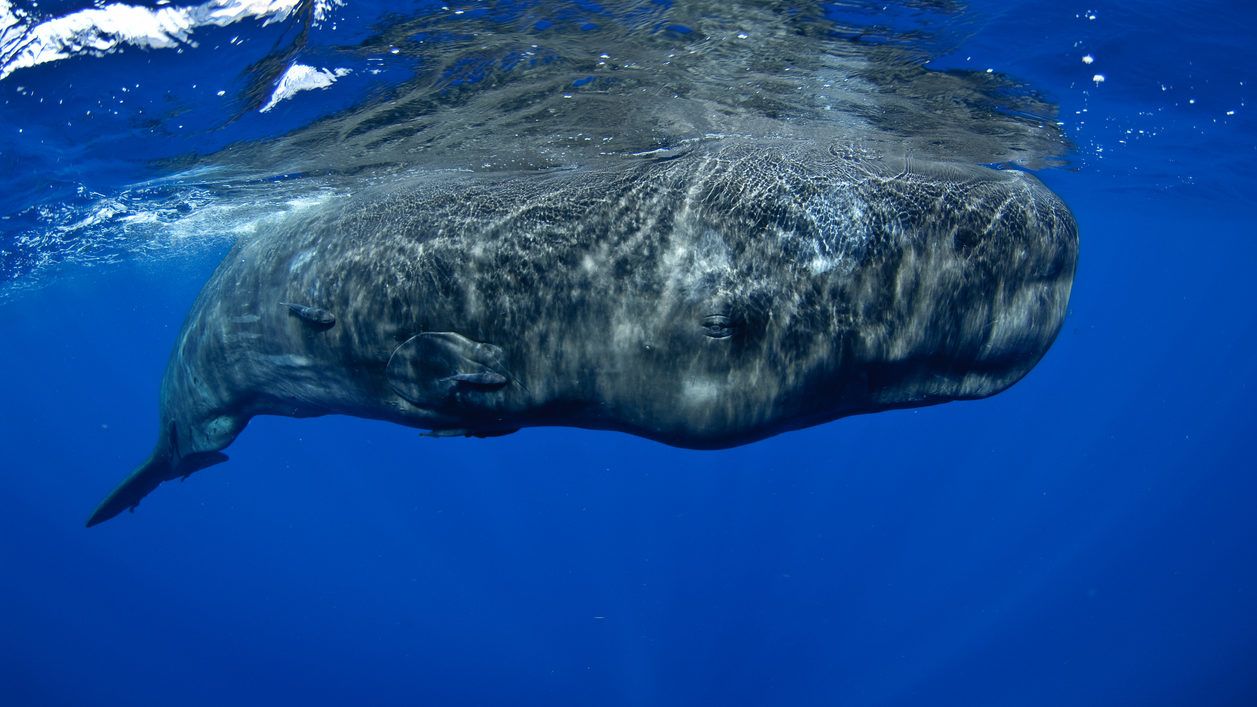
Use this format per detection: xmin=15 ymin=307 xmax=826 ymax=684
xmin=87 ymin=140 xmax=1078 ymax=525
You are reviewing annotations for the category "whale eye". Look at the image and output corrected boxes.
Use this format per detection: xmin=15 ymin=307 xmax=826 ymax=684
xmin=700 ymin=289 xmax=774 ymax=343
xmin=702 ymin=313 xmax=736 ymax=339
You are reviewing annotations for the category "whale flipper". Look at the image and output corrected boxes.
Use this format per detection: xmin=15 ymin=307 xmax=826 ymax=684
xmin=386 ymin=332 xmax=509 ymax=407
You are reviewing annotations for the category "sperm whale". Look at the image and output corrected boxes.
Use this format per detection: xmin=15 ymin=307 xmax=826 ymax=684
xmin=87 ymin=140 xmax=1077 ymax=526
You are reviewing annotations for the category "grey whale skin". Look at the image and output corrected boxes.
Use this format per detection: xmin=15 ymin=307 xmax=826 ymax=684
xmin=87 ymin=141 xmax=1078 ymax=526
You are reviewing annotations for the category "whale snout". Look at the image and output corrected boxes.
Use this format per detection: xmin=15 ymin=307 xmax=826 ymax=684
xmin=838 ymin=163 xmax=1079 ymax=407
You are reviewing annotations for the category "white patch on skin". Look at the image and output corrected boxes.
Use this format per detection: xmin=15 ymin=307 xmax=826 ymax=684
xmin=204 ymin=415 xmax=236 ymax=438
xmin=263 ymin=353 xmax=312 ymax=368
xmin=662 ymin=228 xmax=732 ymax=297
xmin=681 ymin=378 xmax=721 ymax=406
xmin=288 ymin=249 xmax=314 ymax=274
xmin=611 ymin=317 xmax=643 ymax=350
xmin=808 ymin=235 xmax=840 ymax=275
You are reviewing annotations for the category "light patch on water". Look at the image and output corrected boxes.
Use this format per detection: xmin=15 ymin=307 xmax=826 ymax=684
xmin=195 ymin=187 xmax=337 ymax=237
xmin=0 ymin=0 xmax=343 ymax=81
xmin=260 ymin=63 xmax=352 ymax=112
xmin=119 ymin=211 xmax=160 ymax=226
xmin=64 ymin=200 xmax=128 ymax=232
xmin=0 ymin=174 xmax=342 ymax=301
xmin=284 ymin=192 xmax=337 ymax=211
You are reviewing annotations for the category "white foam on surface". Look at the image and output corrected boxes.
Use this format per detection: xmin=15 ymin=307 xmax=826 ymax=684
xmin=0 ymin=0 xmax=342 ymax=80
xmin=260 ymin=63 xmax=351 ymax=112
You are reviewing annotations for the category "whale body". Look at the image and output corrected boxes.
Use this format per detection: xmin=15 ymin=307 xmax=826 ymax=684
xmin=87 ymin=140 xmax=1078 ymax=526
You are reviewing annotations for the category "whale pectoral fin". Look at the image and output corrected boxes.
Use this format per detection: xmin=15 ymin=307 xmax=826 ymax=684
xmin=386 ymin=332 xmax=510 ymax=407
xmin=86 ymin=450 xmax=229 ymax=527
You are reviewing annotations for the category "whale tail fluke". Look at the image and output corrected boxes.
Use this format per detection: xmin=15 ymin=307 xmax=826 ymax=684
xmin=86 ymin=452 xmax=171 ymax=527
xmin=85 ymin=448 xmax=228 ymax=527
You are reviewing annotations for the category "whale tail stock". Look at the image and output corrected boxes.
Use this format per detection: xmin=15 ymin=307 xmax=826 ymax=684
xmin=85 ymin=424 xmax=230 ymax=527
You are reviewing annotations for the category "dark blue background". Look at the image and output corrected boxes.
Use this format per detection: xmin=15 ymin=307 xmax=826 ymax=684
xmin=2 ymin=2 xmax=1256 ymax=705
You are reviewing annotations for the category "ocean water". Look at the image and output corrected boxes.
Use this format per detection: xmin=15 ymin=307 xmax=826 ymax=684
xmin=1 ymin=1 xmax=1254 ymax=705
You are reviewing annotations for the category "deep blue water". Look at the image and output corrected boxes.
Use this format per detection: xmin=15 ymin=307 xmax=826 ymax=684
xmin=2 ymin=1 xmax=1256 ymax=705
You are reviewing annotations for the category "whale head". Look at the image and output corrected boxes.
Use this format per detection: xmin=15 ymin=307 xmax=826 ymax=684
xmin=600 ymin=148 xmax=1078 ymax=448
